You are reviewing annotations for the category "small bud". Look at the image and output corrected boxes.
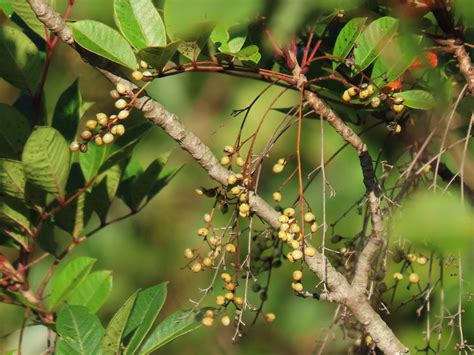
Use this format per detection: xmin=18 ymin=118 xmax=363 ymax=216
xmin=116 ymin=83 xmax=127 ymax=95
xmin=132 ymin=71 xmax=144 ymax=81
xmin=395 ymin=124 xmax=402 ymax=134
xmin=304 ymin=212 xmax=315 ymax=223
xmin=272 ymin=163 xmax=284 ymax=174
xmin=235 ymin=156 xmax=245 ymax=167
xmin=184 ymin=248 xmax=194 ymax=259
xmin=118 ymin=110 xmax=130 ymax=120
xmin=204 ymin=213 xmax=212 ymax=223
xmin=264 ymin=313 xmax=276 ymax=322
xmin=221 ymin=316 xmax=231 ymax=326
xmin=70 ymin=141 xmax=80 ymax=152
xmin=365 ymin=335 xmax=373 ymax=345
xmin=103 ymin=132 xmax=114 ymax=144
xmin=407 ymin=253 xmax=417 ymax=263
xmin=191 ymin=262 xmax=202 ymax=273
xmin=115 ymin=99 xmax=128 ymax=110
xmin=220 ymin=156 xmax=231 ymax=166
xmin=272 ymin=192 xmax=282 ymax=202
xmin=79 ymin=143 xmax=88 ymax=153
xmin=393 ymin=96 xmax=404 ymax=105
xmin=292 ymin=270 xmax=303 ymax=281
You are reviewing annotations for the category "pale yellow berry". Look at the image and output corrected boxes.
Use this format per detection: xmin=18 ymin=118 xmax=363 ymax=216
xmin=304 ymin=247 xmax=316 ymax=257
xmin=221 ymin=316 xmax=231 ymax=326
xmin=205 ymin=310 xmax=214 ymax=318
xmin=367 ymin=85 xmax=374 ymax=95
xmin=291 ymin=282 xmax=303 ymax=292
xmin=111 ymin=124 xmax=125 ymax=136
xmin=392 ymin=104 xmax=404 ymax=113
xmin=221 ymin=273 xmax=232 ymax=282
xmin=132 ymin=71 xmax=144 ymax=81
xmin=191 ymin=262 xmax=202 ymax=273
xmin=279 ymin=223 xmax=289 ymax=232
xmin=110 ymin=89 xmax=120 ymax=99
xmin=354 ymin=338 xmax=362 ymax=347
xmin=139 ymin=60 xmax=149 ymax=69
xmin=234 ymin=296 xmax=244 ymax=305
xmin=227 ymin=175 xmax=237 ymax=185
xmin=365 ymin=335 xmax=373 ymax=345
xmin=225 ymin=282 xmax=236 ymax=291
xmin=277 ymin=158 xmax=286 ymax=165
xmin=216 ymin=295 xmax=225 ymax=306
xmin=304 ymin=212 xmax=315 ymax=223
xmin=417 ymin=256 xmax=428 ymax=265
xmin=272 ymin=163 xmax=284 ymax=174
xmin=142 ymin=70 xmax=153 ymax=78
xmin=70 ymin=141 xmax=80 ymax=152
xmin=407 ymin=253 xmax=417 ymax=263
xmin=201 ymin=317 xmax=214 ymax=327
xmin=80 ymin=130 xmax=92 ymax=140
xmin=422 ymin=164 xmax=431 ymax=174
xmin=278 ymin=215 xmax=289 ymax=224
xmin=184 ymin=248 xmax=194 ymax=259
xmin=395 ymin=124 xmax=402 ymax=134
xmin=86 ymin=120 xmax=98 ymax=130
xmin=239 ymin=212 xmax=248 ymax=218
xmin=393 ymin=272 xmax=404 ymax=281
xmin=292 ymin=270 xmax=303 ymax=281
xmin=409 ymin=273 xmax=420 ymax=283
xmin=220 ymin=156 xmax=231 ymax=166
xmin=202 ymin=257 xmax=212 ymax=267
xmin=283 ymin=208 xmax=295 ymax=217
xmin=239 ymin=203 xmax=250 ymax=213
xmin=289 ymin=240 xmax=299 ymax=250
xmin=225 ymin=244 xmax=236 ymax=253
xmin=224 ymin=292 xmax=234 ymax=300
xmin=370 ymin=96 xmax=381 ymax=108
xmin=342 ymin=90 xmax=351 ymax=102
xmin=103 ymin=133 xmax=114 ymax=144
xmin=116 ymin=83 xmax=127 ymax=94
xmin=95 ymin=136 xmax=104 ymax=146
xmin=347 ymin=87 xmax=357 ymax=96
xmin=115 ymin=99 xmax=127 ymax=110
xmin=230 ymin=186 xmax=241 ymax=195
xmin=310 ymin=222 xmax=318 ymax=233
xmin=197 ymin=227 xmax=209 ymax=237
xmin=203 ymin=213 xmax=212 ymax=223
xmin=223 ymin=145 xmax=234 ymax=154
xmin=96 ymin=113 xmax=108 ymax=126
xmin=118 ymin=110 xmax=130 ymax=120
xmin=208 ymin=236 xmax=219 ymax=246
xmin=393 ymin=96 xmax=404 ymax=105
xmin=278 ymin=230 xmax=288 ymax=241
xmin=195 ymin=188 xmax=203 ymax=196
xmin=235 ymin=156 xmax=245 ymax=167
xmin=239 ymin=193 xmax=248 ymax=202
xmin=290 ymin=224 xmax=300 ymax=234
xmin=272 ymin=192 xmax=282 ymax=202
xmin=292 ymin=250 xmax=303 ymax=260
xmin=359 ymin=90 xmax=369 ymax=99
xmin=264 ymin=313 xmax=276 ymax=322
xmin=286 ymin=252 xmax=295 ymax=263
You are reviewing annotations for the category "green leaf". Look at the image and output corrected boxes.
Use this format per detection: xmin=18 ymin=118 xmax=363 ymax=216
xmin=0 ymin=197 xmax=32 ymax=233
xmin=102 ymin=291 xmax=138 ymax=354
xmin=0 ymin=159 xmax=26 ymax=200
xmin=68 ymin=270 xmax=113 ymax=314
xmin=22 ymin=126 xmax=71 ymax=199
xmin=371 ymin=35 xmax=421 ymax=87
xmin=393 ymin=90 xmax=435 ymax=110
xmin=235 ymin=45 xmax=261 ymax=64
xmin=130 ymin=154 xmax=169 ymax=210
xmin=11 ymin=0 xmax=51 ymax=39
xmin=175 ymin=23 xmax=214 ymax=61
xmin=56 ymin=305 xmax=104 ymax=355
xmin=140 ymin=309 xmax=202 ymax=354
xmin=79 ymin=143 xmax=113 ymax=181
xmin=117 ymin=158 xmax=143 ymax=209
xmin=353 ymin=16 xmax=399 ymax=71
xmin=0 ymin=0 xmax=13 ymax=16
xmin=52 ymin=79 xmax=82 ymax=142
xmin=114 ymin=0 xmax=166 ymax=49
xmin=0 ymin=25 xmax=44 ymax=93
xmin=71 ymin=20 xmax=137 ymax=70
xmin=0 ymin=104 xmax=31 ymax=159
xmin=392 ymin=192 xmax=474 ymax=254
xmin=0 ymin=225 xmax=30 ymax=250
xmin=332 ymin=17 xmax=366 ymax=69
xmin=123 ymin=282 xmax=168 ymax=354
xmin=55 ymin=193 xmax=93 ymax=238
xmin=91 ymin=164 xmax=123 ymax=223
xmin=147 ymin=165 xmax=182 ymax=202
xmin=137 ymin=41 xmax=181 ymax=71
xmin=48 ymin=257 xmax=97 ymax=310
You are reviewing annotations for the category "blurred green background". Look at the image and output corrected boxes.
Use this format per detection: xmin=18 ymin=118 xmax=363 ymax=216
xmin=1 ymin=0 xmax=473 ymax=353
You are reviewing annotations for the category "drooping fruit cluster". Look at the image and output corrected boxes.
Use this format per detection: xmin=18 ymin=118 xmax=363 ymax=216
xmin=341 ymin=84 xmax=406 ymax=115
xmin=70 ymin=82 xmax=133 ymax=153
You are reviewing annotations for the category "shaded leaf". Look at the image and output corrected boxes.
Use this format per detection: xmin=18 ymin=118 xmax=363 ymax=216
xmin=52 ymin=79 xmax=82 ymax=142
xmin=0 ymin=159 xmax=26 ymax=200
xmin=140 ymin=309 xmax=202 ymax=354
xmin=0 ymin=104 xmax=31 ymax=159
xmin=0 ymin=224 xmax=30 ymax=250
xmin=71 ymin=20 xmax=137 ymax=70
xmin=137 ymin=41 xmax=181 ymax=71
xmin=56 ymin=305 xmax=104 ymax=355
xmin=393 ymin=90 xmax=435 ymax=110
xmin=114 ymin=0 xmax=166 ymax=49
xmin=123 ymin=282 xmax=168 ymax=354
xmin=102 ymin=291 xmax=138 ymax=354
xmin=22 ymin=127 xmax=71 ymax=199
xmin=68 ymin=270 xmax=113 ymax=314
xmin=79 ymin=143 xmax=113 ymax=181
xmin=353 ymin=16 xmax=399 ymax=71
xmin=0 ymin=25 xmax=43 ymax=93
xmin=332 ymin=17 xmax=367 ymax=69
xmin=0 ymin=197 xmax=32 ymax=232
xmin=55 ymin=193 xmax=93 ymax=237
xmin=48 ymin=257 xmax=96 ymax=310
xmin=36 ymin=220 xmax=58 ymax=255
xmin=90 ymin=164 xmax=123 ymax=223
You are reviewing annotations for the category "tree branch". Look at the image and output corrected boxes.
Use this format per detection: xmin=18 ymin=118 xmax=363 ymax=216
xmin=26 ymin=2 xmax=408 ymax=352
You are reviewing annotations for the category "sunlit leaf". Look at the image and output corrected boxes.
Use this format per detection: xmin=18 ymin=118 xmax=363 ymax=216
xmin=71 ymin=20 xmax=137 ymax=70
xmin=332 ymin=17 xmax=367 ymax=69
xmin=68 ymin=270 xmax=113 ymax=314
xmin=137 ymin=41 xmax=181 ymax=71
xmin=393 ymin=90 xmax=435 ymax=110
